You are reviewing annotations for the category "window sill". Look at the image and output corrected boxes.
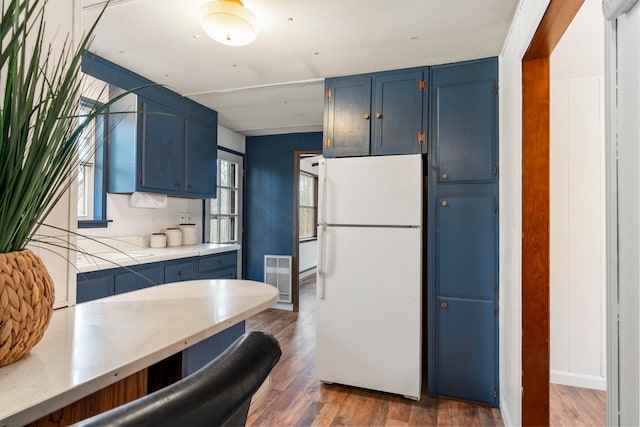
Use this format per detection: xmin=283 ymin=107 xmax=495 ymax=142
xmin=299 ymin=237 xmax=318 ymax=243
xmin=78 ymin=219 xmax=112 ymax=229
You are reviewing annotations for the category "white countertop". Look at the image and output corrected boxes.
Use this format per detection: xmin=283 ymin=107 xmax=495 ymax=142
xmin=0 ymin=279 xmax=278 ymax=426
xmin=76 ymin=243 xmax=240 ymax=273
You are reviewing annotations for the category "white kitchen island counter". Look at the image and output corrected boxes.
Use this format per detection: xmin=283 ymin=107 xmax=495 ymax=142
xmin=0 ymin=279 xmax=278 ymax=426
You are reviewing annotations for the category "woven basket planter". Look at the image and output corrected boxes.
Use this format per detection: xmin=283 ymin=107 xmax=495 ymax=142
xmin=0 ymin=249 xmax=55 ymax=366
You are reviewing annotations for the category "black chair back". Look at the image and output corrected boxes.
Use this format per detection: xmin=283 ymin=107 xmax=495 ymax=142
xmin=72 ymin=331 xmax=281 ymax=427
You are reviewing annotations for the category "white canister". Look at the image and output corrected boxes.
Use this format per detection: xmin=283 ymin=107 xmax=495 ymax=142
xmin=165 ymin=228 xmax=182 ymax=247
xmin=180 ymin=223 xmax=197 ymax=245
xmin=149 ymin=233 xmax=166 ymax=248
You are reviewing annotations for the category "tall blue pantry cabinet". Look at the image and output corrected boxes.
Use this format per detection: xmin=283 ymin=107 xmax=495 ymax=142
xmin=427 ymin=58 xmax=499 ymax=406
xmin=323 ymin=57 xmax=499 ymax=406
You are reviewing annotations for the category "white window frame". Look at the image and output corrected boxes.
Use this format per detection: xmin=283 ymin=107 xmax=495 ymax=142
xmin=77 ymin=103 xmax=95 ymax=220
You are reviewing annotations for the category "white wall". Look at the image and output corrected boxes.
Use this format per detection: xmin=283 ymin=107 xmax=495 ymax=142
xmin=549 ymin=0 xmax=606 ymax=390
xmin=218 ymin=124 xmax=246 ymax=153
xmin=84 ymin=194 xmax=203 ymax=242
xmin=550 ymin=76 xmax=606 ymax=390
xmin=86 ymin=126 xmax=244 ymax=246
xmin=499 ymin=0 xmax=551 ymax=424
xmin=299 ymin=240 xmax=317 ymax=277
xmin=26 ymin=0 xmax=82 ymax=308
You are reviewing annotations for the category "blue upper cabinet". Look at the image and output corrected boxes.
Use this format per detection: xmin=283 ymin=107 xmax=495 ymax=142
xmin=324 ymin=76 xmax=372 ymax=157
xmin=431 ymin=59 xmax=498 ymax=184
xmin=323 ymin=67 xmax=429 ymax=157
xmin=185 ymin=119 xmax=217 ymax=197
xmin=140 ymin=98 xmax=186 ymax=193
xmin=372 ymin=69 xmax=428 ymax=155
xmin=83 ymin=53 xmax=218 ymax=198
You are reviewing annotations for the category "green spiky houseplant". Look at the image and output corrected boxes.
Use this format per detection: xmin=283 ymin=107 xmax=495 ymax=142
xmin=0 ymin=0 xmax=117 ymax=365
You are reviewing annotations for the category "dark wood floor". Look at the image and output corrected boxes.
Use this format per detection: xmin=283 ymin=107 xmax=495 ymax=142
xmin=246 ymin=276 xmax=503 ymax=426
xmin=550 ymin=383 xmax=606 ymax=426
xmin=247 ymin=277 xmax=606 ymax=426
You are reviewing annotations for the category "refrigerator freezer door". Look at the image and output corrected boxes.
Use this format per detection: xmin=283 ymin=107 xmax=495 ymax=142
xmin=319 ymin=154 xmax=422 ymax=226
xmin=316 ymin=226 xmax=422 ymax=398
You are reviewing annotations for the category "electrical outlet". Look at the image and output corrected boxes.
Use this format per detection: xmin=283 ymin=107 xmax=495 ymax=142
xmin=186 ymin=211 xmax=192 ymax=221
xmin=178 ymin=212 xmax=186 ymax=223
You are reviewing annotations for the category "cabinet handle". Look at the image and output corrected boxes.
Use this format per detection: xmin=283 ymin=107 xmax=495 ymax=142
xmin=441 ymin=301 xmax=448 ymax=308
xmin=375 ymin=113 xmax=382 ymax=119
xmin=187 ymin=184 xmax=192 ymax=190
xmin=363 ymin=114 xmax=370 ymax=119
xmin=441 ymin=173 xmax=448 ymax=180
xmin=441 ymin=200 xmax=448 ymax=207
xmin=178 ymin=271 xmax=184 ymax=276
xmin=176 ymin=183 xmax=183 ymax=188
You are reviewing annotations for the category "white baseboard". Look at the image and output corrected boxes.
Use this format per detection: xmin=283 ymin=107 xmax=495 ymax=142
xmin=272 ymin=302 xmax=294 ymax=311
xmin=299 ymin=267 xmax=316 ymax=279
xmin=550 ymin=370 xmax=606 ymax=390
xmin=500 ymin=395 xmax=513 ymax=426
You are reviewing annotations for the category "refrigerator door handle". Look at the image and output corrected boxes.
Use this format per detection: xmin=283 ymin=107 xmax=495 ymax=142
xmin=317 ymin=224 xmax=326 ymax=299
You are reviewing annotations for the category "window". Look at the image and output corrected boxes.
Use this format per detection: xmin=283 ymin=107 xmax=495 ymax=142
xmin=77 ymin=97 xmax=108 ymax=227
xmin=210 ymin=159 xmax=239 ymax=243
xmin=299 ymin=172 xmax=317 ymax=239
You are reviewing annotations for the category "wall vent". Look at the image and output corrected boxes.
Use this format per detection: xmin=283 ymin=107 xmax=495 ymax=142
xmin=264 ymin=255 xmax=292 ymax=303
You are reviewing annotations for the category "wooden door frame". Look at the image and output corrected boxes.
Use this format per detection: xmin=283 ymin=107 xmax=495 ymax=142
xmin=521 ymin=0 xmax=584 ymax=425
xmin=292 ymin=150 xmax=323 ymax=311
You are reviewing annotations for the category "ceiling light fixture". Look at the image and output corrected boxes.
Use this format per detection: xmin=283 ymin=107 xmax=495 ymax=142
xmin=199 ymin=0 xmax=260 ymax=47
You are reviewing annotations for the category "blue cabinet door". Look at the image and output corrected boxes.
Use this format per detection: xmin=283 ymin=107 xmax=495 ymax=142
xmin=431 ymin=195 xmax=497 ymax=406
xmin=428 ymin=57 xmax=499 ymax=407
xmin=436 ymin=298 xmax=495 ymax=405
xmin=77 ymin=274 xmax=114 ymax=303
xmin=185 ymin=120 xmax=217 ymax=197
xmin=114 ymin=265 xmax=163 ymax=294
xmin=371 ymin=70 xmax=426 ymax=155
xmin=139 ymin=98 xmax=185 ymax=193
xmin=165 ymin=259 xmax=196 ymax=283
xmin=183 ymin=251 xmax=239 ymax=376
xmin=324 ymin=76 xmax=371 ymax=157
xmin=436 ymin=196 xmax=495 ymax=299
xmin=431 ymin=60 xmax=497 ymax=183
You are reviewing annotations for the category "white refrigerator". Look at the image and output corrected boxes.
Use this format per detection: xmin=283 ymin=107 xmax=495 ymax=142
xmin=316 ymin=154 xmax=422 ymax=400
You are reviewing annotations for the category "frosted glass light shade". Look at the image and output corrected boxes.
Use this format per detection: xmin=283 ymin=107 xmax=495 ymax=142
xmin=199 ymin=0 xmax=259 ymax=46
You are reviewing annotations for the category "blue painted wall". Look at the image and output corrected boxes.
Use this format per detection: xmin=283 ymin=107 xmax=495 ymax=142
xmin=243 ymin=132 xmax=323 ymax=281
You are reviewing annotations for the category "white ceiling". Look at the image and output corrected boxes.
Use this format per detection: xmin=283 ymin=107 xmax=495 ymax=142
xmin=81 ymin=0 xmax=519 ymax=136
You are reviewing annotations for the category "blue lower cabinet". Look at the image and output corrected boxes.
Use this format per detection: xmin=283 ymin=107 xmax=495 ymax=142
xmin=198 ymin=251 xmax=238 ymax=279
xmin=77 ymin=274 xmax=114 ymax=303
xmin=182 ymin=321 xmax=245 ymax=376
xmin=77 ymin=251 xmax=243 ymax=381
xmin=165 ymin=259 xmax=196 ymax=283
xmin=114 ymin=265 xmax=163 ymax=294
xmin=435 ymin=298 xmax=495 ymax=405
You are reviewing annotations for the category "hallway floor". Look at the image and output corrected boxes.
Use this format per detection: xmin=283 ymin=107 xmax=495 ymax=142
xmin=247 ymin=276 xmax=605 ymax=426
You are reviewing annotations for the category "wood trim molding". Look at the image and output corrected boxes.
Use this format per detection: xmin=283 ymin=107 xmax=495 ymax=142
xmin=521 ymin=0 xmax=583 ymax=425
xmin=524 ymin=0 xmax=585 ymax=60
xmin=522 ymin=55 xmax=551 ymax=427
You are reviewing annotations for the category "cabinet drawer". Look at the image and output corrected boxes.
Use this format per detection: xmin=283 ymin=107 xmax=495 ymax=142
xmin=199 ymin=266 xmax=237 ymax=280
xmin=165 ymin=260 xmax=196 ymax=283
xmin=77 ymin=275 xmax=114 ymax=303
xmin=198 ymin=251 xmax=237 ymax=274
xmin=115 ymin=265 xmax=163 ymax=295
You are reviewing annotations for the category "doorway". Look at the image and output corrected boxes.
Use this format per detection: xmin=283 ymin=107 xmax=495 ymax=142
xmin=292 ymin=150 xmax=322 ymax=311
xmin=548 ymin=0 xmax=607 ymax=424
xmin=520 ymin=0 xmax=610 ymax=425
